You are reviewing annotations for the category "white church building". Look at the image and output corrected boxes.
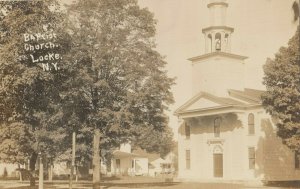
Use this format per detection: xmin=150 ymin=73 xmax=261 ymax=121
xmin=175 ymin=0 xmax=300 ymax=183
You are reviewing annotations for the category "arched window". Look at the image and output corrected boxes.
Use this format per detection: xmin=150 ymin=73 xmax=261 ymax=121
xmin=248 ymin=113 xmax=255 ymax=135
xmin=208 ymin=34 xmax=212 ymax=52
xmin=224 ymin=34 xmax=229 ymax=50
xmin=185 ymin=123 xmax=190 ymax=139
xmin=214 ymin=117 xmax=221 ymax=137
xmin=215 ymin=33 xmax=221 ymax=51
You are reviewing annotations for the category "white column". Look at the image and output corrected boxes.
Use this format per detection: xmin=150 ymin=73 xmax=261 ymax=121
xmin=227 ymin=34 xmax=232 ymax=52
xmin=221 ymin=32 xmax=226 ymax=52
xmin=212 ymin=32 xmax=215 ymax=52
xmin=205 ymin=34 xmax=209 ymax=53
xmin=204 ymin=35 xmax=207 ymax=53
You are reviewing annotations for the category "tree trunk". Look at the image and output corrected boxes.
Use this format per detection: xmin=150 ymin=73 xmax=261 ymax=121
xmin=18 ymin=164 xmax=23 ymax=181
xmin=92 ymin=128 xmax=101 ymax=189
xmin=29 ymin=152 xmax=38 ymax=187
xmin=48 ymin=163 xmax=53 ymax=182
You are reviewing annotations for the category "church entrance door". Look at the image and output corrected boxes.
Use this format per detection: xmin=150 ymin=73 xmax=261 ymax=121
xmin=213 ymin=154 xmax=223 ymax=177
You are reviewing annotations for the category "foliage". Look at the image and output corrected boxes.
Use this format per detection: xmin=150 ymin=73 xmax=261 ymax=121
xmin=132 ymin=126 xmax=174 ymax=157
xmin=0 ymin=1 xmax=174 ymax=183
xmin=64 ymin=0 xmax=174 ymax=158
xmin=262 ymin=27 xmax=300 ymax=150
xmin=0 ymin=1 xmax=71 ymax=166
xmin=292 ymin=1 xmax=299 ymax=22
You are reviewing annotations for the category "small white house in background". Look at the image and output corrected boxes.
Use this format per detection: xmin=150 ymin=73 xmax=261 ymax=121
xmin=110 ymin=143 xmax=149 ymax=176
xmin=164 ymin=152 xmax=176 ymax=172
xmin=149 ymin=158 xmax=165 ymax=176
xmin=149 ymin=158 xmax=169 ymax=176
xmin=149 ymin=152 xmax=177 ymax=177
xmin=0 ymin=163 xmax=20 ymax=178
xmin=175 ymin=0 xmax=300 ymax=183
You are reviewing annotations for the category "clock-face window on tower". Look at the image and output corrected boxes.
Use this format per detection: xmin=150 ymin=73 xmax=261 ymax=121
xmin=214 ymin=117 xmax=221 ymax=137
xmin=215 ymin=33 xmax=221 ymax=51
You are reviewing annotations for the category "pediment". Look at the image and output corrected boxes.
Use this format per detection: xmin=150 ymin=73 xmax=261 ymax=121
xmin=175 ymin=92 xmax=225 ymax=114
xmin=174 ymin=91 xmax=247 ymax=115
xmin=185 ymin=98 xmax=220 ymax=111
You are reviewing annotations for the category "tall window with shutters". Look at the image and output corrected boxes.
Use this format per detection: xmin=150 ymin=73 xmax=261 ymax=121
xmin=248 ymin=147 xmax=255 ymax=169
xmin=186 ymin=150 xmax=191 ymax=170
xmin=248 ymin=113 xmax=255 ymax=135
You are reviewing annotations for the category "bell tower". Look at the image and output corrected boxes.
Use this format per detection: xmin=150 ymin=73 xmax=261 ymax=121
xmin=203 ymin=0 xmax=234 ymax=53
xmin=189 ymin=0 xmax=247 ymax=96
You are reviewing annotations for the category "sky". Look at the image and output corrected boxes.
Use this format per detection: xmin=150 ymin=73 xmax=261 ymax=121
xmin=62 ymin=0 xmax=298 ymax=139
xmin=137 ymin=0 xmax=298 ymax=139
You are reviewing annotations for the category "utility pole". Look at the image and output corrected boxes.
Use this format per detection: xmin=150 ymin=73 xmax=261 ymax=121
xmin=38 ymin=152 xmax=43 ymax=189
xmin=69 ymin=131 xmax=76 ymax=189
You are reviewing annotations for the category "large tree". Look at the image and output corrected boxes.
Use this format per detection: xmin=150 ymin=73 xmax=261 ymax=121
xmin=0 ymin=1 xmax=174 ymax=187
xmin=0 ymin=1 xmax=72 ymax=185
xmin=64 ymin=0 xmax=174 ymax=186
xmin=132 ymin=125 xmax=174 ymax=157
xmin=262 ymin=27 xmax=300 ymax=150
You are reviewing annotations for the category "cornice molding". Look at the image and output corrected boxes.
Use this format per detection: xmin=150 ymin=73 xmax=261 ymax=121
xmin=188 ymin=52 xmax=248 ymax=62
xmin=207 ymin=2 xmax=228 ymax=8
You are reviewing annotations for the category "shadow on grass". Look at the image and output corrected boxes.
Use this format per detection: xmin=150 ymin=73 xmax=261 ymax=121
xmin=0 ymin=186 xmax=45 ymax=189
xmin=0 ymin=181 xmax=246 ymax=189
xmin=265 ymin=181 xmax=300 ymax=188
xmin=0 ymin=182 xmax=178 ymax=189
xmin=101 ymin=182 xmax=245 ymax=189
xmin=101 ymin=176 xmax=121 ymax=182
xmin=0 ymin=185 xmax=56 ymax=189
xmin=101 ymin=182 xmax=179 ymax=189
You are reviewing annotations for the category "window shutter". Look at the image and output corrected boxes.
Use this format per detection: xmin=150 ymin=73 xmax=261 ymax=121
xmin=186 ymin=150 xmax=191 ymax=169
xmin=248 ymin=147 xmax=255 ymax=169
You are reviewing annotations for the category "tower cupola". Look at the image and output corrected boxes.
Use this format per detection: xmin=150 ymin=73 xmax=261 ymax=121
xmin=188 ymin=0 xmax=247 ymax=96
xmin=203 ymin=0 xmax=234 ymax=53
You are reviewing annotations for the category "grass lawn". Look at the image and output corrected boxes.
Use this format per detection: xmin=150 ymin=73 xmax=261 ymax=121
xmin=0 ymin=176 xmax=300 ymax=189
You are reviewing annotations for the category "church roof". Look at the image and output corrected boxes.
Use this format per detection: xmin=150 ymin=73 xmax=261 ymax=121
xmin=188 ymin=51 xmax=248 ymax=62
xmin=132 ymin=148 xmax=161 ymax=162
xmin=174 ymin=88 xmax=265 ymax=117
xmin=228 ymin=88 xmax=264 ymax=103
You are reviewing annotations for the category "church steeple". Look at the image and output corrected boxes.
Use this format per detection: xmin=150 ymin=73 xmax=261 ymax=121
xmin=203 ymin=0 xmax=234 ymax=53
xmin=188 ymin=0 xmax=247 ymax=96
